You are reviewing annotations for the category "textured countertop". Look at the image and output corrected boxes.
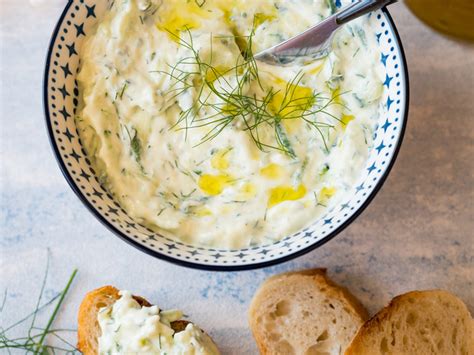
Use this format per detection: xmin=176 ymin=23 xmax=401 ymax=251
xmin=1 ymin=1 xmax=473 ymax=353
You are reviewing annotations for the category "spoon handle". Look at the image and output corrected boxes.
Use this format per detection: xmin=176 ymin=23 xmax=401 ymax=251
xmin=336 ymin=0 xmax=398 ymax=25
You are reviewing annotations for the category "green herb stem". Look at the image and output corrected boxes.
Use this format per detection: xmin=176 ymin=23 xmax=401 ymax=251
xmin=35 ymin=269 xmax=78 ymax=353
xmin=160 ymin=28 xmax=344 ymax=157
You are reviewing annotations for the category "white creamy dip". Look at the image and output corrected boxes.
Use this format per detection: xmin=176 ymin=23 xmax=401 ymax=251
xmin=98 ymin=291 xmax=220 ymax=354
xmin=77 ymin=0 xmax=384 ymax=248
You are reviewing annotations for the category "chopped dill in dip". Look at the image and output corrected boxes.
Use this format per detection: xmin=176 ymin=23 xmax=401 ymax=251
xmin=77 ymin=0 xmax=385 ymax=249
xmin=98 ymin=291 xmax=219 ymax=354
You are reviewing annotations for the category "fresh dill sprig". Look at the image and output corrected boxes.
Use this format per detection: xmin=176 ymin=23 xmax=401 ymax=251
xmin=122 ymin=125 xmax=142 ymax=165
xmin=194 ymin=0 xmax=206 ymax=7
xmin=158 ymin=27 xmax=344 ymax=157
xmin=326 ymin=0 xmax=338 ymax=15
xmin=0 ymin=252 xmax=79 ymax=354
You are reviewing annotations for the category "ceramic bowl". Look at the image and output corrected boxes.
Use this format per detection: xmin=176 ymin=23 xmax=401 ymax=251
xmin=44 ymin=0 xmax=409 ymax=270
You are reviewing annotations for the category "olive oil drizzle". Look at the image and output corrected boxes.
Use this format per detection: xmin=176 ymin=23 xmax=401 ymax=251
xmin=159 ymin=27 xmax=345 ymax=157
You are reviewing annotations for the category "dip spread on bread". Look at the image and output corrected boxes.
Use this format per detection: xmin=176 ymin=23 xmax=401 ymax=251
xmin=97 ymin=291 xmax=219 ymax=354
xmin=77 ymin=0 xmax=384 ymax=248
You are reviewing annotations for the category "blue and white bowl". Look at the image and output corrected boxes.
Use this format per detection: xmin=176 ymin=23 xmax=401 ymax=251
xmin=44 ymin=0 xmax=409 ymax=270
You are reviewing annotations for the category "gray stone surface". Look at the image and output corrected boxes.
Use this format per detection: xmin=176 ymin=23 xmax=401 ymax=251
xmin=1 ymin=1 xmax=473 ymax=353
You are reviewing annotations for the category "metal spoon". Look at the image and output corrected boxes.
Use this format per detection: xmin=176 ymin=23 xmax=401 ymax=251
xmin=254 ymin=0 xmax=398 ymax=66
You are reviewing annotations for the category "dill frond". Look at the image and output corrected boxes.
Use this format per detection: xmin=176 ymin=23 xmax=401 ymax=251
xmin=159 ymin=26 xmax=344 ymax=157
xmin=0 ymin=251 xmax=79 ymax=354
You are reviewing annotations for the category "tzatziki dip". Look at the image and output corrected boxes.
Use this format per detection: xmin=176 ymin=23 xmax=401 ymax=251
xmin=98 ymin=291 xmax=220 ymax=354
xmin=77 ymin=0 xmax=384 ymax=249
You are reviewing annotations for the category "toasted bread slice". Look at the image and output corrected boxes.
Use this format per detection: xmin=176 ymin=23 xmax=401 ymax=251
xmin=345 ymin=290 xmax=474 ymax=355
xmin=249 ymin=269 xmax=368 ymax=355
xmin=77 ymin=286 xmax=190 ymax=355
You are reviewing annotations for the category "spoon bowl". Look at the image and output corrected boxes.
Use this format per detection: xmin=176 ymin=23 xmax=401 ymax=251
xmin=255 ymin=0 xmax=397 ymax=66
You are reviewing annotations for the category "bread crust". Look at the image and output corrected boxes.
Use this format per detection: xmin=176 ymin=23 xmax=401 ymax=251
xmin=77 ymin=286 xmax=121 ymax=355
xmin=77 ymin=286 xmax=190 ymax=354
xmin=345 ymin=290 xmax=474 ymax=355
xmin=249 ymin=268 xmax=368 ymax=355
xmin=259 ymin=269 xmax=369 ymax=323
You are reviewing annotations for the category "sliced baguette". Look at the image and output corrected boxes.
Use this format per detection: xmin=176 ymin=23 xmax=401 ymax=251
xmin=249 ymin=269 xmax=368 ymax=355
xmin=345 ymin=290 xmax=474 ymax=355
xmin=77 ymin=286 xmax=191 ymax=355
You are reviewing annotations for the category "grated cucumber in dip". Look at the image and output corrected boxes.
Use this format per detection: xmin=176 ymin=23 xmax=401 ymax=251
xmin=77 ymin=0 xmax=384 ymax=249
xmin=98 ymin=291 xmax=219 ymax=354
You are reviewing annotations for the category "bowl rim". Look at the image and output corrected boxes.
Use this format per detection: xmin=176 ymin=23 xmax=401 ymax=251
xmin=43 ymin=2 xmax=409 ymax=271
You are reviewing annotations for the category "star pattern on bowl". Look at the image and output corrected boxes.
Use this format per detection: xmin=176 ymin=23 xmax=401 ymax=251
xmin=44 ymin=0 xmax=408 ymax=270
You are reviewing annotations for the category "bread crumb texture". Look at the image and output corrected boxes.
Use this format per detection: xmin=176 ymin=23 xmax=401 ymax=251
xmin=345 ymin=290 xmax=474 ymax=355
xmin=249 ymin=269 xmax=368 ymax=355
